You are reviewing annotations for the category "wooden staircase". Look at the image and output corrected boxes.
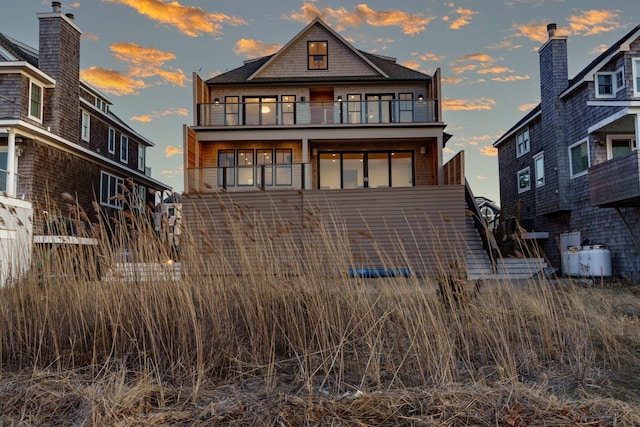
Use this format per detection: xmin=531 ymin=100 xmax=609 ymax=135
xmin=464 ymin=214 xmax=549 ymax=280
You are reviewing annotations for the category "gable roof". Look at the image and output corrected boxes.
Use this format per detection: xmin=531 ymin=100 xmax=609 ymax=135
xmin=493 ymin=104 xmax=541 ymax=147
xmin=206 ymin=18 xmax=432 ymax=85
xmin=248 ymin=17 xmax=388 ymax=80
xmin=0 ymin=33 xmax=38 ymax=66
xmin=560 ymin=24 xmax=640 ymax=98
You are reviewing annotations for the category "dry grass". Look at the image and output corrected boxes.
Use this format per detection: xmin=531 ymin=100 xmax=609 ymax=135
xmin=2 ymin=195 xmax=640 ymax=425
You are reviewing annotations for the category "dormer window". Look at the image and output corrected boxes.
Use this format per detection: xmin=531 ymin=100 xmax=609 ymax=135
xmin=595 ymin=67 xmax=625 ymax=98
xmin=308 ymin=41 xmax=328 ymax=70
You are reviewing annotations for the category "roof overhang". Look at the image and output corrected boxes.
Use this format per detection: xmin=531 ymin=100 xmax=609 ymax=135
xmin=0 ymin=61 xmax=56 ymax=87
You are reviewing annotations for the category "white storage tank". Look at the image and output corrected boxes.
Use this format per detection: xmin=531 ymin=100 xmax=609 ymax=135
xmin=578 ymin=245 xmax=612 ymax=277
xmin=562 ymin=246 xmax=581 ymax=277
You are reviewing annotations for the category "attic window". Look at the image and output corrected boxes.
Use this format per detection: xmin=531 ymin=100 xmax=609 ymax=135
xmin=308 ymin=41 xmax=328 ymax=70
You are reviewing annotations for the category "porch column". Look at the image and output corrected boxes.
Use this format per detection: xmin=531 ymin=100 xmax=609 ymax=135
xmin=436 ymin=134 xmax=444 ymax=185
xmin=6 ymin=128 xmax=16 ymax=197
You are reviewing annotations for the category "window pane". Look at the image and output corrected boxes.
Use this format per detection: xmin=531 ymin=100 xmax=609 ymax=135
xmin=342 ymin=153 xmax=364 ymax=188
xmin=391 ymin=152 xmax=413 ymax=187
xmin=570 ymin=143 xmax=589 ymax=175
xmin=281 ymin=96 xmax=295 ymax=125
xmin=225 ymin=96 xmax=239 ymax=125
xmin=368 ymin=153 xmax=389 ymax=188
xmin=261 ymin=98 xmax=277 ymax=125
xmin=611 ymin=139 xmax=631 ymax=158
xmin=598 ymin=74 xmax=613 ymax=95
xmin=308 ymin=41 xmax=327 ymax=69
xmin=218 ymin=149 xmax=235 ymax=186
xmin=518 ymin=169 xmax=530 ymax=191
xmin=275 ymin=149 xmax=292 ymax=185
xmin=319 ymin=153 xmax=340 ymax=189
xmin=347 ymin=94 xmax=361 ymax=124
xmin=237 ymin=149 xmax=254 ymax=186
xmin=256 ymin=149 xmax=273 ymax=186
xmin=244 ymin=98 xmax=259 ymax=125
xmin=534 ymin=155 xmax=545 ymax=187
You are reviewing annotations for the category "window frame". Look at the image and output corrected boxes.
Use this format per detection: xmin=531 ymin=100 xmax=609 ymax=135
xmin=108 ymin=128 xmax=116 ymax=154
xmin=398 ymin=93 xmax=414 ymax=123
xmin=347 ymin=94 xmax=362 ymax=124
xmin=308 ymin=40 xmax=328 ymax=70
xmin=28 ymin=80 xmax=43 ymax=122
xmin=595 ymin=72 xmax=615 ymax=98
xmin=225 ymin=96 xmax=239 ymax=126
xmin=533 ymin=152 xmax=545 ymax=188
xmin=81 ymin=109 xmax=90 ymax=142
xmin=120 ymin=135 xmax=129 ymax=163
xmin=569 ymin=139 xmax=590 ymax=178
xmin=515 ymin=128 xmax=530 ymax=157
xmin=606 ymin=134 xmax=636 ymax=160
xmin=281 ymin=95 xmax=296 ymax=125
xmin=615 ymin=67 xmax=625 ymax=91
xmin=517 ymin=167 xmax=531 ymax=193
xmin=633 ymin=58 xmax=640 ymax=98
xmin=100 ymin=171 xmax=124 ymax=209
xmin=138 ymin=144 xmax=146 ymax=171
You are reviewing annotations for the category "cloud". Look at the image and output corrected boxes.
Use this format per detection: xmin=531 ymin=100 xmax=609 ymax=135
xmin=448 ymin=7 xmax=478 ymax=30
xmin=83 ymin=43 xmax=186 ymax=95
xmin=286 ymin=3 xmax=435 ymax=35
xmin=80 ymin=66 xmax=146 ymax=96
xmin=477 ymin=66 xmax=513 ymax=75
xmin=233 ymin=39 xmax=282 ymax=58
xmin=487 ymin=39 xmax=523 ymax=51
xmin=82 ymin=32 xmax=100 ymax=42
xmin=165 ymin=145 xmax=183 ymax=157
xmin=131 ymin=108 xmax=188 ymax=123
xmin=443 ymin=98 xmax=496 ymax=111
xmin=568 ymin=10 xmax=621 ymax=36
xmin=400 ymin=60 xmax=421 ymax=70
xmin=518 ymin=101 xmax=539 ymax=111
xmin=413 ymin=52 xmax=446 ymax=62
xmin=451 ymin=63 xmax=478 ymax=74
xmin=590 ymin=44 xmax=609 ymax=54
xmin=512 ymin=21 xmax=572 ymax=43
xmin=102 ymin=0 xmax=247 ymax=37
xmin=480 ymin=146 xmax=498 ymax=156
xmin=475 ymin=175 xmax=487 ymax=180
xmin=441 ymin=76 xmax=464 ymax=84
xmin=491 ymin=74 xmax=530 ymax=82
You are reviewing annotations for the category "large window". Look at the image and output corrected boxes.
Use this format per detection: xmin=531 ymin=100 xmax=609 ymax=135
xmin=100 ymin=171 xmax=124 ymax=208
xmin=120 ymin=135 xmax=128 ymax=163
xmin=244 ymin=96 xmax=276 ymax=125
xmin=347 ymin=94 xmax=361 ymax=124
xmin=595 ymin=73 xmax=614 ymax=98
xmin=606 ymin=135 xmax=636 ymax=159
xmin=108 ymin=128 xmax=116 ymax=154
xmin=281 ymin=95 xmax=296 ymax=125
xmin=308 ymin=41 xmax=328 ymax=70
xmin=217 ymin=148 xmax=292 ymax=188
xmin=29 ymin=81 xmax=43 ymax=121
xmin=398 ymin=93 xmax=414 ymax=123
xmin=81 ymin=110 xmax=90 ymax=141
xmin=366 ymin=94 xmax=393 ymax=123
xmin=237 ymin=149 xmax=254 ymax=186
xmin=534 ymin=152 xmax=545 ymax=188
xmin=218 ymin=149 xmax=235 ymax=187
xmin=569 ymin=139 xmax=590 ymax=178
xmin=517 ymin=167 xmax=531 ymax=193
xmin=516 ymin=128 xmax=529 ymax=157
xmin=318 ymin=151 xmax=413 ymax=189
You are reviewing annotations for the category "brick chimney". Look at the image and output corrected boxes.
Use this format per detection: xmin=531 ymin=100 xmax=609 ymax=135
xmin=37 ymin=2 xmax=83 ymax=142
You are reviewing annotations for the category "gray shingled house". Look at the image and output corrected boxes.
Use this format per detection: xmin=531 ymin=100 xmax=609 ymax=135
xmin=494 ymin=23 xmax=640 ymax=279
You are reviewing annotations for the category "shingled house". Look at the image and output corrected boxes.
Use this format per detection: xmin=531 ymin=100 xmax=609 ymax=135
xmin=0 ymin=2 xmax=169 ymax=239
xmin=494 ymin=23 xmax=640 ymax=279
xmin=181 ymin=18 xmax=504 ymax=278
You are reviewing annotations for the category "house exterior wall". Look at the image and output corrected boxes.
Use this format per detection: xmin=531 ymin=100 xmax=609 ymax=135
xmin=495 ymin=25 xmax=640 ymax=279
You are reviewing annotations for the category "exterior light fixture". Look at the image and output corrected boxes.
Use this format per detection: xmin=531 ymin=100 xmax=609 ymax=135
xmin=337 ymin=96 xmax=343 ymax=102
xmin=214 ymin=98 xmax=220 ymax=104
xmin=417 ymin=95 xmax=424 ymax=102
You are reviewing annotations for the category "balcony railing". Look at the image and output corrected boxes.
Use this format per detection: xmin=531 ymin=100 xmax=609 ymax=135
xmin=187 ymin=163 xmax=310 ymax=192
xmin=196 ymin=99 xmax=438 ymax=127
xmin=589 ymin=149 xmax=640 ymax=207
xmin=0 ymin=169 xmax=19 ymax=196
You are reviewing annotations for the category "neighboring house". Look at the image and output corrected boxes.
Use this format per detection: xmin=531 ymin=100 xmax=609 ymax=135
xmin=0 ymin=1 xmax=169 ymax=241
xmin=156 ymin=191 xmax=182 ymax=251
xmin=182 ymin=18 xmax=497 ymax=277
xmin=494 ymin=23 xmax=640 ymax=279
xmin=475 ymin=196 xmax=500 ymax=232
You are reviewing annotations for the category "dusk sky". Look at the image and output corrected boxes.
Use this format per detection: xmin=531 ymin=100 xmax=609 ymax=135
xmin=3 ymin=0 xmax=639 ymax=203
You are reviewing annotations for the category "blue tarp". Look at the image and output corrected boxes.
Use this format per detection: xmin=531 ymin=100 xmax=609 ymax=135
xmin=348 ymin=268 xmax=411 ymax=278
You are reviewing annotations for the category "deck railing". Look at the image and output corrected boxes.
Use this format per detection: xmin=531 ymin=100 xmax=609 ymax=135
xmin=196 ymin=99 xmax=438 ymax=127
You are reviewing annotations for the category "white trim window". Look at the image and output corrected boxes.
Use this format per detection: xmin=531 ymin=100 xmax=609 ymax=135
xmin=633 ymin=58 xmax=640 ymax=97
xmin=615 ymin=67 xmax=625 ymax=91
xmin=100 ymin=171 xmax=124 ymax=208
xmin=516 ymin=128 xmax=530 ymax=157
xmin=534 ymin=152 xmax=545 ymax=188
xmin=138 ymin=144 xmax=145 ymax=171
xmin=120 ymin=135 xmax=128 ymax=163
xmin=569 ymin=139 xmax=590 ymax=178
xmin=108 ymin=128 xmax=116 ymax=154
xmin=595 ymin=72 xmax=615 ymax=98
xmin=606 ymin=134 xmax=636 ymax=159
xmin=133 ymin=184 xmax=146 ymax=210
xmin=81 ymin=110 xmax=90 ymax=141
xmin=517 ymin=167 xmax=531 ymax=193
xmin=28 ymin=80 xmax=43 ymax=122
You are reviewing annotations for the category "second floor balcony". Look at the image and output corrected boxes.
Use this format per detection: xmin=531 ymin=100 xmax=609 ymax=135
xmin=196 ymin=98 xmax=438 ymax=128
xmin=589 ymin=149 xmax=640 ymax=207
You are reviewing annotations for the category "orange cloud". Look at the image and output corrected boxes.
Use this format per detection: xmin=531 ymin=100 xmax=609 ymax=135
xmin=132 ymin=108 xmax=188 ymax=123
xmin=477 ymin=66 xmax=513 ymax=75
xmin=82 ymin=32 xmax=99 ymax=42
xmin=491 ymin=74 xmax=530 ymax=82
xmin=449 ymin=8 xmax=478 ymax=30
xmin=480 ymin=146 xmax=498 ymax=156
xmin=475 ymin=175 xmax=486 ymax=180
xmin=414 ymin=52 xmax=446 ymax=62
xmin=102 ymin=0 xmax=246 ymax=37
xmin=80 ymin=66 xmax=146 ymax=96
xmin=441 ymin=76 xmax=463 ymax=84
xmin=165 ymin=145 xmax=183 ymax=157
xmin=568 ymin=10 xmax=621 ymax=36
xmin=110 ymin=42 xmax=186 ymax=86
xmin=131 ymin=115 xmax=153 ymax=123
xmin=488 ymin=39 xmax=523 ymax=51
xmin=512 ymin=21 xmax=570 ymax=43
xmin=287 ymin=3 xmax=435 ymax=35
xmin=443 ymin=98 xmax=496 ymax=111
xmin=451 ymin=64 xmax=478 ymax=74
xmin=233 ymin=39 xmax=282 ymax=58
xmin=518 ymin=102 xmax=539 ymax=112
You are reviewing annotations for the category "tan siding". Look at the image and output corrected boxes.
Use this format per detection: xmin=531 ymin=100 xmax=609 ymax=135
xmin=256 ymin=25 xmax=380 ymax=79
xmin=444 ymin=150 xmax=465 ymax=185
xmin=182 ymin=186 xmax=466 ymax=277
